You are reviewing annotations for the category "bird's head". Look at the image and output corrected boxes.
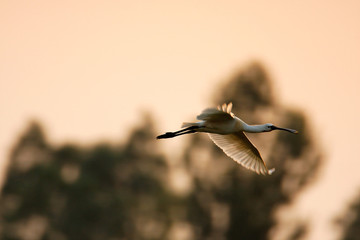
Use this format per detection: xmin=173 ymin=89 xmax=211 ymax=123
xmin=263 ymin=123 xmax=298 ymax=134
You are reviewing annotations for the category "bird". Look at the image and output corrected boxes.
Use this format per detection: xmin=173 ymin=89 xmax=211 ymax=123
xmin=156 ymin=102 xmax=298 ymax=175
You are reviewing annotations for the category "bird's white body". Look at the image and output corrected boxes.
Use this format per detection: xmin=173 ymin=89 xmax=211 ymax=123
xmin=157 ymin=103 xmax=297 ymax=175
xmin=190 ymin=117 xmax=270 ymax=134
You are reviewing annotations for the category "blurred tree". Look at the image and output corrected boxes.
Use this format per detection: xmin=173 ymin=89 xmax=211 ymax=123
xmin=0 ymin=115 xmax=170 ymax=240
xmin=177 ymin=62 xmax=323 ymax=240
xmin=0 ymin=62 xmax=323 ymax=240
xmin=336 ymin=191 xmax=360 ymax=240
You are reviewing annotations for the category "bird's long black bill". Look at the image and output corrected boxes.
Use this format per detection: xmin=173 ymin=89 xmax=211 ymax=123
xmin=156 ymin=126 xmax=199 ymax=139
xmin=272 ymin=126 xmax=298 ymax=134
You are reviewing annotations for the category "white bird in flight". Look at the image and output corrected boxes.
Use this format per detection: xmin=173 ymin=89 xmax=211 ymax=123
xmin=157 ymin=103 xmax=298 ymax=175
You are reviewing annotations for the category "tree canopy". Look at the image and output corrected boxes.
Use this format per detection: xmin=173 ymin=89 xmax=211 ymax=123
xmin=0 ymin=62 xmax=323 ymax=240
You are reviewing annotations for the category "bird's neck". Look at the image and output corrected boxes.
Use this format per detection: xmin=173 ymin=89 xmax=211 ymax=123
xmin=243 ymin=124 xmax=265 ymax=133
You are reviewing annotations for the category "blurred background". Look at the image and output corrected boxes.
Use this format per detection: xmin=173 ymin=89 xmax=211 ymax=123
xmin=1 ymin=1 xmax=360 ymax=239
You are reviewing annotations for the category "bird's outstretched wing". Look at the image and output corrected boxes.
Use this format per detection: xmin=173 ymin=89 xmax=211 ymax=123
xmin=208 ymin=132 xmax=274 ymax=175
xmin=197 ymin=103 xmax=234 ymax=121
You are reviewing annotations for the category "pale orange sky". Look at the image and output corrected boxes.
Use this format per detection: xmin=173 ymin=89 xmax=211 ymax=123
xmin=1 ymin=1 xmax=360 ymax=239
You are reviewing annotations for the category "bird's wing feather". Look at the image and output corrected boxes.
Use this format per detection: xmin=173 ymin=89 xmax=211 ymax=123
xmin=208 ymin=132 xmax=273 ymax=175
xmin=197 ymin=103 xmax=234 ymax=121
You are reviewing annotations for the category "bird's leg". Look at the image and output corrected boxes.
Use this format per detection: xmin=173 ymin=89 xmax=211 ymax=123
xmin=156 ymin=126 xmax=199 ymax=139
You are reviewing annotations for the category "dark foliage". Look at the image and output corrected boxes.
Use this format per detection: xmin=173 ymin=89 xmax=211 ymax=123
xmin=0 ymin=62 xmax=322 ymax=240
xmin=337 ymin=192 xmax=360 ymax=240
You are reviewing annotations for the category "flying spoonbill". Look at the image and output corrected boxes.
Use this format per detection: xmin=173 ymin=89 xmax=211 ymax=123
xmin=157 ymin=103 xmax=298 ymax=175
